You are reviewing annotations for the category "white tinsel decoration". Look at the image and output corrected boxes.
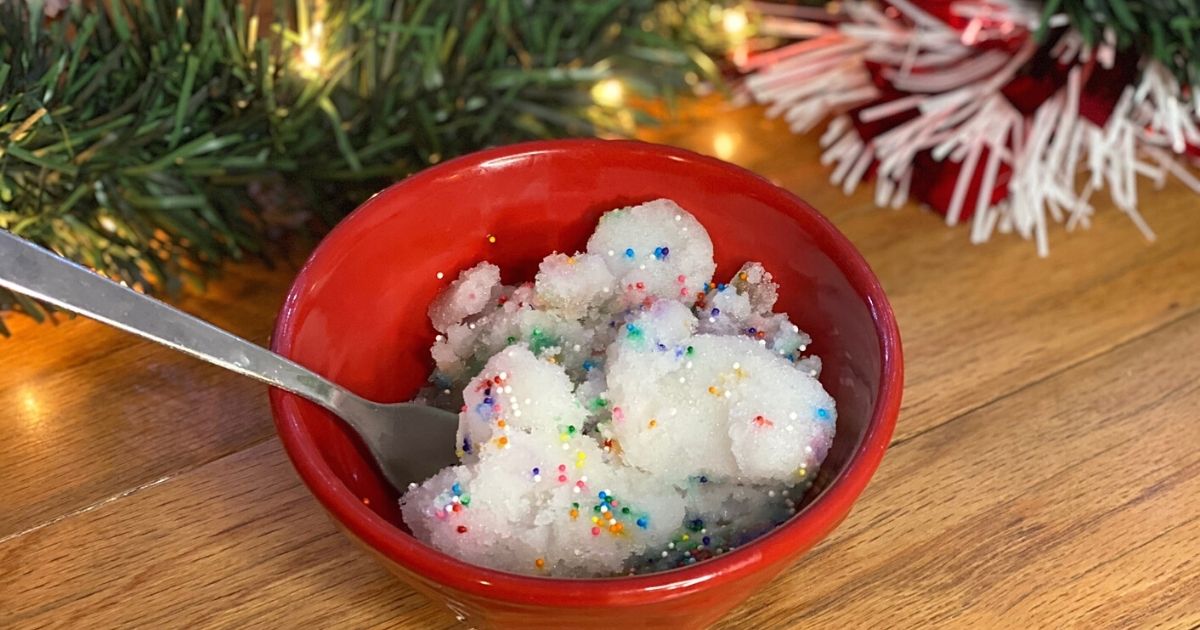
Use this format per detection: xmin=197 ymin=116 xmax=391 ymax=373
xmin=743 ymin=0 xmax=1200 ymax=255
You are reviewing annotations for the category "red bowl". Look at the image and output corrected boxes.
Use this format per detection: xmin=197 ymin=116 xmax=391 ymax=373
xmin=269 ymin=139 xmax=902 ymax=629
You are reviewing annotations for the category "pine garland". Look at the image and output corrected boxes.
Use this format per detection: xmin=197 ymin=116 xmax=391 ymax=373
xmin=0 ymin=0 xmax=728 ymax=334
xmin=1044 ymin=0 xmax=1199 ymax=90
xmin=7 ymin=0 xmax=1193 ymax=334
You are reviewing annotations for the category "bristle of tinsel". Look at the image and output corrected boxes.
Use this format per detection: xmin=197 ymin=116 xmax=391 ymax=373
xmin=741 ymin=0 xmax=1200 ymax=255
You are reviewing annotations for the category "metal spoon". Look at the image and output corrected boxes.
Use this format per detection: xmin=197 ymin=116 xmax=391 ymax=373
xmin=0 ymin=229 xmax=458 ymax=490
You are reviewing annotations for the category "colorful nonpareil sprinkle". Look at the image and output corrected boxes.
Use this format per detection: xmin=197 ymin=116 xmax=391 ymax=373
xmin=402 ymin=199 xmax=837 ymax=577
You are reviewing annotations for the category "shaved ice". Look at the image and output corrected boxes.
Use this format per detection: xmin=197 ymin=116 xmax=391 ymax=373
xmin=401 ymin=199 xmax=836 ymax=577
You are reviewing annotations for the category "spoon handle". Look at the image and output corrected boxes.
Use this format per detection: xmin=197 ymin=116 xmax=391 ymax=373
xmin=0 ymin=229 xmax=356 ymax=414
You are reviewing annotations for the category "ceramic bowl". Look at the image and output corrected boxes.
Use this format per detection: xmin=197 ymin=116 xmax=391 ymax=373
xmin=269 ymin=139 xmax=902 ymax=629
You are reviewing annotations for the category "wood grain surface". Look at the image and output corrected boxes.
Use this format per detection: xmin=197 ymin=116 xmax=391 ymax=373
xmin=2 ymin=98 xmax=1198 ymax=629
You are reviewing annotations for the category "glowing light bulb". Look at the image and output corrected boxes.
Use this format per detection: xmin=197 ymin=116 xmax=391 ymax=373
xmin=302 ymin=46 xmax=322 ymax=70
xmin=722 ymin=7 xmax=748 ymax=35
xmin=712 ymin=131 xmax=737 ymax=160
xmin=591 ymin=78 xmax=624 ymax=108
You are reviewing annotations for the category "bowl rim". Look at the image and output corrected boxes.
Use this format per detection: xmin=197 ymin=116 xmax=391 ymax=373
xmin=269 ymin=138 xmax=903 ymax=607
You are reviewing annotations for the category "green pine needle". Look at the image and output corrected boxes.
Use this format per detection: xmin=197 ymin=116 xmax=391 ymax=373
xmin=0 ymin=0 xmax=732 ymax=334
xmin=1052 ymin=0 xmax=1199 ymax=89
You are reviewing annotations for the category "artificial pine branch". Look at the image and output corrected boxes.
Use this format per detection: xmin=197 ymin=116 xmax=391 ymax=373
xmin=1045 ymin=0 xmax=1199 ymax=89
xmin=0 ymin=0 xmax=729 ymax=335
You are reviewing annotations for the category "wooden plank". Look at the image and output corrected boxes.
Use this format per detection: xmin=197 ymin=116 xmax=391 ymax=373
xmin=712 ymin=310 xmax=1200 ymax=628
xmin=0 ymin=262 xmax=299 ymax=539
xmin=3 ymin=310 xmax=1197 ymax=629
xmin=0 ymin=439 xmax=454 ymax=629
xmin=6 ymin=99 xmax=1198 ymax=543
xmin=4 ymin=97 xmax=1200 ymax=628
xmin=841 ymin=201 xmax=1200 ymax=442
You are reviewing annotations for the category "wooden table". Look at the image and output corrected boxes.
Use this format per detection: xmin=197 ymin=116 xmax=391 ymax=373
xmin=3 ymin=98 xmax=1199 ymax=629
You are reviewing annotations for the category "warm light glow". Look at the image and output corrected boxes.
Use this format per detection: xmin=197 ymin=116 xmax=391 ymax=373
xmin=302 ymin=45 xmax=322 ymax=70
xmin=591 ymin=78 xmax=625 ymax=108
xmin=723 ymin=7 xmax=749 ymax=35
xmin=732 ymin=43 xmax=750 ymax=68
xmin=616 ymin=109 xmax=635 ymax=132
xmin=712 ymin=131 xmax=738 ymax=160
xmin=98 ymin=215 xmax=117 ymax=233
xmin=19 ymin=386 xmax=44 ymax=433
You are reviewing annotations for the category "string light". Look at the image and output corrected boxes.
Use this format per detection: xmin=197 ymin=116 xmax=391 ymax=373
xmin=591 ymin=78 xmax=625 ymax=108
xmin=722 ymin=7 xmax=748 ymax=36
xmin=300 ymin=22 xmax=325 ymax=73
xmin=302 ymin=45 xmax=322 ymax=70
xmin=723 ymin=6 xmax=750 ymax=57
xmin=712 ymin=131 xmax=737 ymax=160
